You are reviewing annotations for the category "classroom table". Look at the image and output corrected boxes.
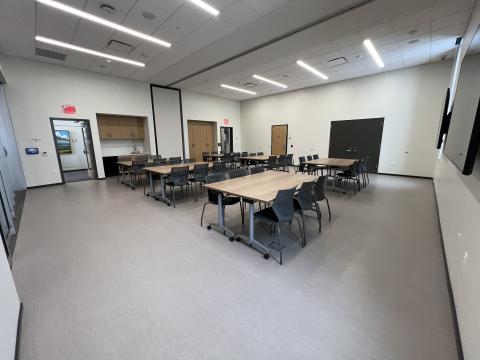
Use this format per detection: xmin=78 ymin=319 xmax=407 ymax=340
xmin=204 ymin=170 xmax=315 ymax=261
xmin=304 ymin=158 xmax=358 ymax=192
xmin=117 ymin=160 xmax=146 ymax=189
xmin=144 ymin=162 xmax=212 ymax=206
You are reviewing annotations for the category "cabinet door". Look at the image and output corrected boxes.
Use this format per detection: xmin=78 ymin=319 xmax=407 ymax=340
xmin=108 ymin=118 xmax=122 ymax=139
xmin=118 ymin=118 xmax=133 ymax=139
xmin=97 ymin=118 xmax=111 ymax=139
xmin=130 ymin=118 xmax=143 ymax=139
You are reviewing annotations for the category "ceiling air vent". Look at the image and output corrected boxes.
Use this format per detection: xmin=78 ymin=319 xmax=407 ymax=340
xmin=35 ymin=47 xmax=66 ymax=61
xmin=240 ymin=82 xmax=258 ymax=88
xmin=327 ymin=56 xmax=348 ymax=67
xmin=107 ymin=40 xmax=133 ymax=53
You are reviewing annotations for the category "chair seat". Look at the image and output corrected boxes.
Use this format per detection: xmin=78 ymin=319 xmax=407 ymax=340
xmin=189 ymin=177 xmax=206 ymax=183
xmin=165 ymin=181 xmax=188 ymax=187
xmin=208 ymin=196 xmax=241 ymax=206
xmin=254 ymin=207 xmax=278 ymax=224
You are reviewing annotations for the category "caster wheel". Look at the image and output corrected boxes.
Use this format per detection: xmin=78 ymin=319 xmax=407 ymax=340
xmin=155 ymin=198 xmax=159 ymax=201
xmin=229 ymin=236 xmax=235 ymax=242
xmin=207 ymin=225 xmax=212 ymax=230
xmin=263 ymin=253 xmax=270 ymax=260
xmin=236 ymin=237 xmax=241 ymax=242
xmin=167 ymin=203 xmax=171 ymax=207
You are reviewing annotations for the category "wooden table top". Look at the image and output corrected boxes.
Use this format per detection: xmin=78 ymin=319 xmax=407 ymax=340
xmin=239 ymin=155 xmax=272 ymax=162
xmin=205 ymin=170 xmax=316 ymax=203
xmin=305 ymin=158 xmax=357 ymax=167
xmin=144 ymin=162 xmax=212 ymax=175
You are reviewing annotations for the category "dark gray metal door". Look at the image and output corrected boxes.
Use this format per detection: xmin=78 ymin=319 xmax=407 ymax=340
xmin=329 ymin=118 xmax=384 ymax=173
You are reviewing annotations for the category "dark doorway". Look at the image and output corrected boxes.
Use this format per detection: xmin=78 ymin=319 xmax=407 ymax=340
xmin=220 ymin=126 xmax=233 ymax=153
xmin=50 ymin=118 xmax=98 ymax=183
xmin=329 ymin=118 xmax=384 ymax=173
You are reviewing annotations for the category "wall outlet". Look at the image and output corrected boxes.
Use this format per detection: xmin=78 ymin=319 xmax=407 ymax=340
xmin=456 ymin=232 xmax=462 ymax=245
xmin=462 ymin=252 xmax=469 ymax=270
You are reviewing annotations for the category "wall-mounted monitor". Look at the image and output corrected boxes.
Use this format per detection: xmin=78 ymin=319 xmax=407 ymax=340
xmin=436 ymin=88 xmax=452 ymax=149
xmin=25 ymin=147 xmax=39 ymax=155
xmin=445 ymin=49 xmax=480 ymax=176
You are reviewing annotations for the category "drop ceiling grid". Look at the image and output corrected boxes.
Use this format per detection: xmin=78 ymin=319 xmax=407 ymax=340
xmin=193 ymin=0 xmax=473 ymax=101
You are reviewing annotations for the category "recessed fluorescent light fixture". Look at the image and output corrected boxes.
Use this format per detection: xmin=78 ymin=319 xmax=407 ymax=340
xmin=189 ymin=0 xmax=220 ymax=16
xmin=36 ymin=0 xmax=171 ymax=48
xmin=363 ymin=39 xmax=384 ymax=68
xmin=253 ymin=75 xmax=287 ymax=89
xmin=296 ymin=60 xmax=328 ymax=80
xmin=35 ymin=36 xmax=145 ymax=67
xmin=221 ymin=84 xmax=256 ymax=95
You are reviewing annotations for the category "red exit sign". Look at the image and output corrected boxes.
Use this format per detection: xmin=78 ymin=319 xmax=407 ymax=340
xmin=62 ymin=104 xmax=76 ymax=115
xmin=223 ymin=118 xmax=229 ymax=125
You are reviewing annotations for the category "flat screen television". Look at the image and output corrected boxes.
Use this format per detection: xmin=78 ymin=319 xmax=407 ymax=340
xmin=436 ymin=88 xmax=452 ymax=149
xmin=445 ymin=50 xmax=480 ymax=176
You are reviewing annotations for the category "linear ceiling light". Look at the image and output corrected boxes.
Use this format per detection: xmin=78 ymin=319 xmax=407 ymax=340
xmin=296 ymin=60 xmax=328 ymax=80
xmin=36 ymin=0 xmax=171 ymax=48
xmin=363 ymin=39 xmax=384 ymax=68
xmin=221 ymin=84 xmax=256 ymax=95
xmin=189 ymin=0 xmax=220 ymax=16
xmin=253 ymin=74 xmax=288 ymax=89
xmin=35 ymin=36 xmax=145 ymax=67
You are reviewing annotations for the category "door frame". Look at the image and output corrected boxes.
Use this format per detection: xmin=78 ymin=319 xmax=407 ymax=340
xmin=271 ymin=124 xmax=288 ymax=155
xmin=50 ymin=118 xmax=98 ymax=184
xmin=220 ymin=126 xmax=233 ymax=153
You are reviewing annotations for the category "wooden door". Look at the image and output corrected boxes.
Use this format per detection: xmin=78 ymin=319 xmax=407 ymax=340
xmin=188 ymin=121 xmax=216 ymax=161
xmin=271 ymin=125 xmax=288 ymax=155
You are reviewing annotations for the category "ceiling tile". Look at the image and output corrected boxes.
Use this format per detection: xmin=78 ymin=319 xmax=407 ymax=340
xmin=431 ymin=23 xmax=467 ymax=42
xmin=240 ymin=0 xmax=288 ymax=15
xmin=396 ymin=22 xmax=431 ymax=41
xmin=221 ymin=2 xmax=258 ymax=28
xmin=89 ymin=0 xmax=137 ymax=14
xmin=358 ymin=22 xmax=395 ymax=40
xmin=431 ymin=0 xmax=475 ymax=20
xmin=431 ymin=10 xmax=472 ymax=32
xmin=36 ymin=4 xmax=80 ymax=43
xmin=392 ymin=8 xmax=431 ymax=32
xmin=121 ymin=1 xmax=175 ymax=35
xmin=332 ymin=33 xmax=362 ymax=49
xmin=64 ymin=52 xmax=95 ymax=69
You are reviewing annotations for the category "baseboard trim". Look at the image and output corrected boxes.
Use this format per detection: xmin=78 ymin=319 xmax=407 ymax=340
xmin=433 ymin=188 xmax=464 ymax=360
xmin=377 ymin=172 xmax=433 ymax=180
xmin=63 ymin=169 xmax=88 ymax=173
xmin=27 ymin=182 xmax=63 ymax=189
xmin=15 ymin=303 xmax=23 ymax=360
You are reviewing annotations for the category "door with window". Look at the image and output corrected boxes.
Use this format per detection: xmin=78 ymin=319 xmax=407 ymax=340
xmin=271 ymin=125 xmax=288 ymax=155
xmin=220 ymin=127 xmax=233 ymax=153
xmin=82 ymin=122 xmax=98 ymax=179
xmin=329 ymin=118 xmax=384 ymax=173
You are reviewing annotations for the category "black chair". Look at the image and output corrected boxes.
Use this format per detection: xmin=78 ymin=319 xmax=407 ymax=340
xmin=202 ymin=152 xmax=210 ymax=162
xmin=129 ymin=160 xmax=147 ymax=190
xmin=313 ymin=154 xmax=319 ymax=160
xmin=189 ymin=163 xmax=209 ymax=201
xmin=241 ymin=152 xmax=249 ymax=166
xmin=295 ymin=156 xmax=308 ymax=174
xmin=228 ymin=168 xmax=248 ymax=179
xmin=232 ymin=152 xmax=241 ymax=169
xmin=183 ymin=158 xmax=195 ymax=163
xmin=310 ymin=154 xmax=326 ymax=175
xmin=286 ymin=154 xmax=294 ymax=169
xmin=201 ymin=173 xmax=243 ymax=228
xmin=257 ymin=152 xmax=264 ymax=156
xmin=167 ymin=157 xmax=181 ymax=165
xmin=267 ymin=155 xmax=277 ymax=170
xmin=250 ymin=166 xmax=265 ymax=175
xmin=165 ymin=166 xmax=189 ymax=207
xmin=223 ymin=153 xmax=233 ymax=169
xmin=254 ymin=187 xmax=303 ymax=265
xmin=293 ymin=181 xmax=317 ymax=246
xmin=211 ymin=162 xmax=226 ymax=174
xmin=313 ymin=176 xmax=331 ymax=227
xmin=248 ymin=152 xmax=257 ymax=166
xmin=277 ymin=155 xmax=288 ymax=171
xmin=336 ymin=161 xmax=361 ymax=194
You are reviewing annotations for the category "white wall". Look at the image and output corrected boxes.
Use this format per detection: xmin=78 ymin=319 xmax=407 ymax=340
xmin=0 ymin=247 xmax=20 ymax=360
xmin=182 ymin=90 xmax=242 ymax=156
xmin=241 ymin=61 xmax=452 ymax=177
xmin=1 ymin=56 xmax=155 ymax=187
xmin=100 ymin=139 xmax=146 ymax=157
xmin=53 ymin=121 xmax=88 ymax=171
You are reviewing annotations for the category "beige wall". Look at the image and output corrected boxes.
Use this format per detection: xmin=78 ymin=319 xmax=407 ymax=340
xmin=241 ymin=60 xmax=452 ymax=177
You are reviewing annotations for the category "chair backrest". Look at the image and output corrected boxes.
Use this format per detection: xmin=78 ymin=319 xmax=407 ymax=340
xmin=307 ymin=155 xmax=313 ymax=161
xmin=257 ymin=152 xmax=264 ymax=156
xmin=295 ymin=181 xmax=315 ymax=210
xmin=183 ymin=158 xmax=194 ymax=163
xmin=228 ymin=168 xmax=248 ymax=179
xmin=211 ymin=151 xmax=218 ymax=155
xmin=211 ymin=162 xmax=226 ymax=174
xmin=205 ymin=173 xmax=226 ymax=203
xmin=168 ymin=157 xmax=181 ymax=164
xmin=223 ymin=153 xmax=233 ymax=162
xmin=118 ymin=156 xmax=130 ymax=162
xmin=313 ymin=154 xmax=319 ymax=160
xmin=233 ymin=152 xmax=240 ymax=161
xmin=278 ymin=155 xmax=287 ymax=166
xmin=298 ymin=156 xmax=307 ymax=171
xmin=202 ymin=152 xmax=210 ymax=156
xmin=286 ymin=154 xmax=293 ymax=166
xmin=268 ymin=155 xmax=277 ymax=166
xmin=149 ymin=154 xmax=161 ymax=161
xmin=134 ymin=155 xmax=148 ymax=162
xmin=250 ymin=166 xmax=265 ymax=175
xmin=152 ymin=158 xmax=166 ymax=166
xmin=241 ymin=152 xmax=248 ymax=157
xmin=131 ymin=160 xmax=146 ymax=170
xmin=313 ymin=176 xmax=327 ymax=202
xmin=272 ymin=187 xmax=297 ymax=222
xmin=249 ymin=152 xmax=257 ymax=156
xmin=169 ymin=166 xmax=189 ymax=186
xmin=193 ymin=163 xmax=209 ymax=181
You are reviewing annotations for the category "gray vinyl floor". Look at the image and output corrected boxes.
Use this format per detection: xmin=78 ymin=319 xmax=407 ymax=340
xmin=12 ymin=174 xmax=458 ymax=360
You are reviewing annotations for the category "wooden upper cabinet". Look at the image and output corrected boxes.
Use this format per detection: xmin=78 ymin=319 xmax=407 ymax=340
xmin=97 ymin=115 xmax=145 ymax=140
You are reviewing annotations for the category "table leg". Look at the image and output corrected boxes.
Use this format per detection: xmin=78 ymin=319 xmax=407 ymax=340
xmin=234 ymin=202 xmax=270 ymax=259
xmin=153 ymin=174 xmax=172 ymax=206
xmin=207 ymin=193 xmax=235 ymax=240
